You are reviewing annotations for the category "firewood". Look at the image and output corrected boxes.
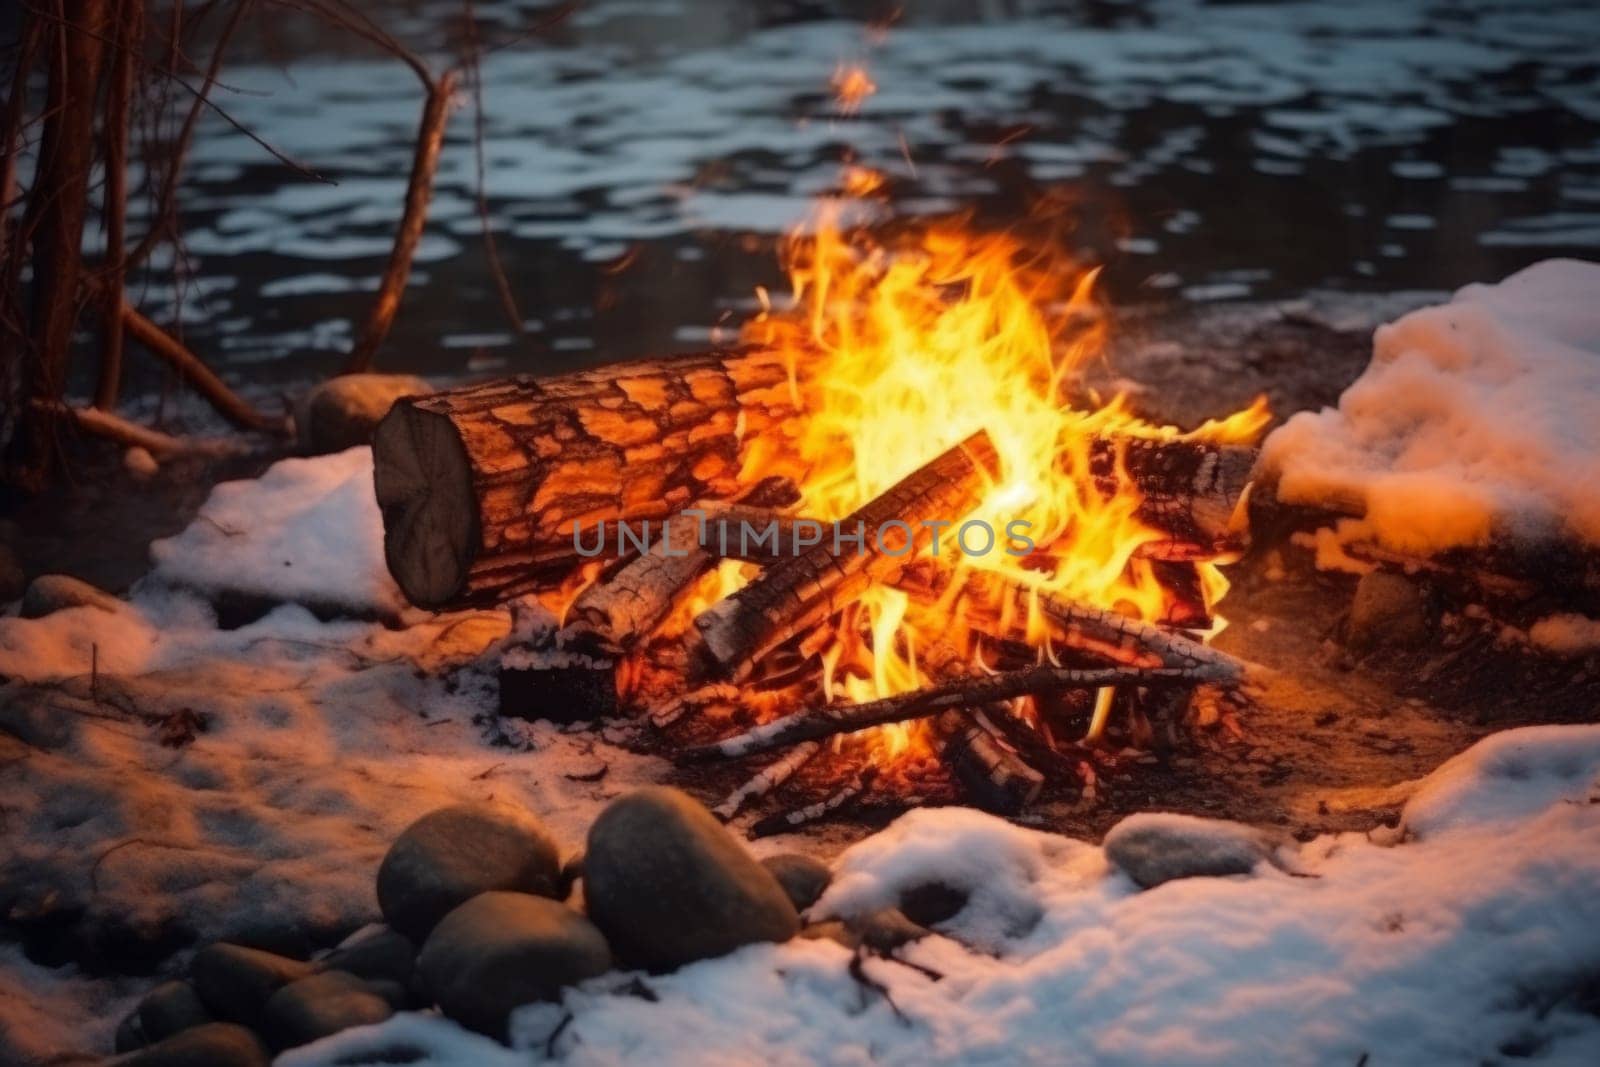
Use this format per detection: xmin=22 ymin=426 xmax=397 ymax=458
xmin=711 ymin=741 xmax=822 ymax=822
xmin=912 ymin=640 xmax=1045 ymax=814
xmin=751 ymin=763 xmax=879 ymax=838
xmin=647 ymin=683 xmax=743 ymax=730
xmin=681 ymin=662 xmax=1231 ymax=762
xmin=373 ymin=347 xmax=800 ymax=610
xmin=931 ymin=710 xmax=1043 ymax=815
xmin=372 ymin=345 xmax=1253 ymax=613
xmin=687 ymin=432 xmax=1001 ymax=682
xmin=499 ymin=504 xmax=815 ymax=722
xmin=1090 ymin=437 xmax=1255 ymax=550
xmin=892 ymin=566 xmax=1245 ymax=680
xmin=1006 ymin=582 xmax=1246 ymax=681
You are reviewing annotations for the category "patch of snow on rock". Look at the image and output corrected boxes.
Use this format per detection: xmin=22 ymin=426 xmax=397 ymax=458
xmin=1262 ymin=258 xmax=1600 ymax=554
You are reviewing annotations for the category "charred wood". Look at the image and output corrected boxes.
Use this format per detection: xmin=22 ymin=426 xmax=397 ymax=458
xmin=712 ymin=741 xmax=822 ymax=821
xmin=751 ymin=763 xmax=878 ymax=838
xmin=682 ymin=662 xmax=1230 ymax=763
xmin=687 ymin=432 xmax=1000 ymax=682
xmin=931 ymin=711 xmax=1043 ymax=815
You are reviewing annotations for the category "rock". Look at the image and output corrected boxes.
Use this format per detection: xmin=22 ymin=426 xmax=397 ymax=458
xmin=188 ymin=943 xmax=313 ymax=1028
xmin=1103 ymin=813 xmax=1287 ymax=890
xmin=218 ymin=918 xmax=313 ymax=961
xmin=584 ymin=787 xmax=800 ymax=970
xmin=113 ymin=1022 xmax=269 ymax=1067
xmin=20 ymin=574 xmax=126 ymax=619
xmin=115 ymin=1010 xmax=148 ymax=1054
xmin=320 ymin=925 xmax=415 ymax=987
xmin=125 ymin=446 xmax=159 ymax=480
xmin=260 ymin=971 xmax=394 ymax=1051
xmin=295 ymin=373 xmax=431 ymax=455
xmin=1346 ymin=569 xmax=1429 ymax=651
xmin=416 ymin=891 xmax=611 ymax=1037
xmin=0 ymin=544 xmax=24 ymax=603
xmin=848 ymin=907 xmax=930 ymax=952
xmin=377 ymin=803 xmax=563 ymax=941
xmin=761 ymin=853 xmax=831 ymax=912
xmin=138 ymin=980 xmax=211 ymax=1042
xmin=898 ymin=881 xmax=969 ymax=927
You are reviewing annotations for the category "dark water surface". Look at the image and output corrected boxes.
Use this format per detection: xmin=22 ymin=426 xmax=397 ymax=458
xmin=106 ymin=0 xmax=1600 ymax=390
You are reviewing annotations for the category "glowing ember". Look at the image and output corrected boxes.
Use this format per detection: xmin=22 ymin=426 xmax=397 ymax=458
xmin=831 ymin=63 xmax=878 ymax=114
xmin=732 ymin=202 xmax=1270 ymax=760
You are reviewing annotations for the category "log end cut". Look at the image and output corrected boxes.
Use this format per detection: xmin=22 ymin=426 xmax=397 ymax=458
xmin=373 ymin=400 xmax=480 ymax=610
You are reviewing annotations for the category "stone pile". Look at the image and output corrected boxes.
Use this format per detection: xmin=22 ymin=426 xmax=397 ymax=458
xmin=108 ymin=787 xmax=905 ymax=1064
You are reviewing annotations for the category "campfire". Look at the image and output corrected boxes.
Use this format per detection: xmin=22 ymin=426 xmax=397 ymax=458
xmin=374 ymin=207 xmax=1271 ymax=830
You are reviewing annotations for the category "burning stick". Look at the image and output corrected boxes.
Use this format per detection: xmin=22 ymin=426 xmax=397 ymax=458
xmin=751 ymin=762 xmax=879 ymax=838
xmin=711 ymin=741 xmax=823 ymax=821
xmin=688 ymin=431 xmax=1001 ymax=682
xmin=681 ymin=662 xmax=1229 ymax=763
xmin=1027 ymin=588 xmax=1246 ymax=682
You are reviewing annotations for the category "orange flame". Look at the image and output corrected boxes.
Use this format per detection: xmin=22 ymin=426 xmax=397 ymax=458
xmin=831 ymin=64 xmax=878 ymax=114
xmin=740 ymin=201 xmax=1269 ymax=758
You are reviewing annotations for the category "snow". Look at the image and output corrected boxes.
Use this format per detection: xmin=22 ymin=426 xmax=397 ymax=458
xmin=0 ymin=452 xmax=671 ymax=1062
xmin=1262 ymin=259 xmax=1600 ymax=555
xmin=262 ymin=725 xmax=1600 ymax=1067
xmin=147 ymin=447 xmax=406 ymax=618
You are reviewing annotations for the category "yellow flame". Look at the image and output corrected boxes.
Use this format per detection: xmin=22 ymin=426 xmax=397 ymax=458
xmin=739 ymin=200 xmax=1268 ymax=758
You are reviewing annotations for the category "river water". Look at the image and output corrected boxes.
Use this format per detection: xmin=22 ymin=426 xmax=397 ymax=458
xmin=118 ymin=0 xmax=1600 ymax=388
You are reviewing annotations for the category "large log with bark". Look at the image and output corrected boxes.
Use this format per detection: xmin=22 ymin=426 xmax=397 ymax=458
xmin=373 ymin=348 xmax=799 ymax=609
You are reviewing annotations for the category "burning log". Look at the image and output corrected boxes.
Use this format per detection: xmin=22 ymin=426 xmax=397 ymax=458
xmin=681 ymin=661 xmax=1231 ymax=763
xmin=687 ymin=432 xmax=1001 ymax=682
xmin=373 ymin=348 xmax=799 ymax=610
xmin=372 ymin=347 xmax=1255 ymax=614
xmin=1092 ymin=437 xmax=1255 ymax=551
xmin=499 ymin=506 xmax=803 ymax=721
xmin=751 ymin=762 xmax=879 ymax=838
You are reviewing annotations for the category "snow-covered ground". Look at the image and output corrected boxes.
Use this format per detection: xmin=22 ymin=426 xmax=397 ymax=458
xmin=1262 ymin=258 xmax=1600 ymax=555
xmin=266 ymin=724 xmax=1600 ymax=1067
xmin=0 ymin=450 xmax=668 ymax=1063
xmin=3 ymin=437 xmax=1600 ymax=1063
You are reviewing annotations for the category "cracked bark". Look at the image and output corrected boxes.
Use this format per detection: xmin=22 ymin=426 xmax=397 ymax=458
xmin=374 ymin=347 xmax=801 ymax=609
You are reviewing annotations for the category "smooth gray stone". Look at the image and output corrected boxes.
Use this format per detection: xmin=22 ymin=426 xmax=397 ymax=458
xmin=761 ymin=852 xmax=831 ymax=912
xmin=417 ymin=891 xmax=612 ymax=1037
xmin=377 ymin=803 xmax=562 ymax=941
xmin=112 ymin=1022 xmax=269 ymax=1067
xmin=584 ymin=787 xmax=799 ymax=971
xmin=260 ymin=970 xmax=394 ymax=1051
xmin=138 ymin=980 xmax=211 ymax=1042
xmin=188 ymin=943 xmax=313 ymax=1029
